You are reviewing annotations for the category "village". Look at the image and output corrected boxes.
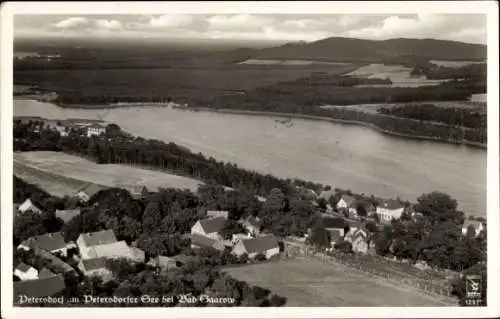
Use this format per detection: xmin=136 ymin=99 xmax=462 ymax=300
xmin=12 ymin=116 xmax=487 ymax=305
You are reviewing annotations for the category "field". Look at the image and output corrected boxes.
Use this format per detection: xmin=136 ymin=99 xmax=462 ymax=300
xmin=14 ymin=151 xmax=203 ymax=196
xmin=224 ymin=258 xmax=455 ymax=306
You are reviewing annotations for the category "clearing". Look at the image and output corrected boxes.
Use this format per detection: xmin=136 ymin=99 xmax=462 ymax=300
xmin=14 ymin=151 xmax=202 ymax=197
xmin=224 ymin=258 xmax=456 ymax=307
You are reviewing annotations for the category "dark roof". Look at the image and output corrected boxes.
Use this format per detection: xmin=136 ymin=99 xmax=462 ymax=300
xmin=81 ymin=257 xmax=107 ymax=271
xmin=78 ymin=183 xmax=105 ymax=198
xmin=191 ymin=233 xmax=218 ymax=249
xmin=241 ymin=235 xmax=279 ymax=254
xmin=172 ymin=254 xmax=194 ymax=265
xmin=198 ymin=217 xmax=227 ymax=234
xmin=35 ymin=248 xmax=75 ymax=273
xmin=14 ymin=274 xmax=65 ymax=299
xmin=21 ymin=232 xmax=66 ymax=252
xmin=377 ymin=199 xmax=405 ymax=210
xmin=79 ymin=229 xmax=117 ymax=247
xmin=55 ymin=208 xmax=81 ymax=223
xmin=339 ymin=195 xmax=356 ymax=207
xmin=16 ymin=262 xmax=33 ymax=273
xmin=322 ymin=217 xmax=347 ymax=229
xmin=38 ymin=268 xmax=55 ymax=278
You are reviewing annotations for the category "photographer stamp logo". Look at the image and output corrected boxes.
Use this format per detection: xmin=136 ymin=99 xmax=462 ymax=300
xmin=465 ymin=275 xmax=482 ymax=299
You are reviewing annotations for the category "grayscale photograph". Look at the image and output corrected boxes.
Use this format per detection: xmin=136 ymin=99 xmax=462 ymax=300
xmin=2 ymin=2 xmax=496 ymax=314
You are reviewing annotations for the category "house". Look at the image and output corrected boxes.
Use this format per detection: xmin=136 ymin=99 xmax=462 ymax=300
xmin=55 ymin=208 xmax=81 ymax=224
xmin=231 ymin=233 xmax=252 ymax=245
xmin=87 ymin=123 xmax=107 ymax=137
xmin=17 ymin=198 xmax=42 ymax=214
xmin=78 ymin=257 xmax=111 ymax=277
xmin=190 ymin=233 xmax=226 ymax=251
xmin=77 ymin=229 xmax=118 ymax=250
xmin=190 ymin=216 xmax=227 ymax=240
xmin=241 ymin=216 xmax=262 ymax=237
xmin=336 ymin=195 xmax=358 ymax=217
xmin=80 ymin=240 xmax=143 ymax=262
xmin=376 ymin=199 xmax=405 ymax=224
xmin=76 ymin=184 xmax=106 ymax=202
xmin=38 ymin=268 xmax=55 ymax=279
xmin=462 ymin=220 xmax=485 ymax=237
xmin=14 ymin=274 xmax=66 ymax=301
xmin=34 ymin=247 xmax=76 ymax=274
xmin=232 ymin=235 xmax=280 ymax=259
xmin=18 ymin=232 xmax=75 ymax=257
xmin=147 ymin=256 xmax=179 ymax=271
xmin=115 ymin=184 xmax=149 ymax=200
xmin=344 ymin=228 xmax=369 ymax=254
xmin=14 ymin=263 xmax=38 ymax=281
xmin=206 ymin=210 xmax=230 ymax=219
xmin=322 ymin=217 xmax=348 ymax=237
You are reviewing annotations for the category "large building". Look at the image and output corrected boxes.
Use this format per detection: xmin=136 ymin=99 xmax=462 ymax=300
xmin=232 ymin=235 xmax=280 ymax=259
xmin=18 ymin=232 xmax=76 ymax=257
xmin=376 ymin=199 xmax=405 ymax=224
xmin=190 ymin=216 xmax=227 ymax=241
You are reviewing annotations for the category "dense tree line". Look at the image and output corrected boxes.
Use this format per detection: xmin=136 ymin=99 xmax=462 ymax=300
xmin=379 ymin=104 xmax=486 ymax=129
xmin=411 ymin=62 xmax=486 ymax=80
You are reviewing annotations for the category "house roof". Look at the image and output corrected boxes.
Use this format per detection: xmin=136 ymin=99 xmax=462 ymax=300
xmin=191 ymin=233 xmax=219 ymax=249
xmin=86 ymin=241 xmax=131 ymax=259
xmin=78 ymin=229 xmax=117 ymax=247
xmin=322 ymin=217 xmax=347 ymax=229
xmin=21 ymin=232 xmax=66 ymax=252
xmin=377 ymin=199 xmax=405 ymax=210
xmin=148 ymin=256 xmax=178 ymax=268
xmin=240 ymin=235 xmax=279 ymax=254
xmin=78 ymin=183 xmax=105 ymax=198
xmin=129 ymin=247 xmax=146 ymax=262
xmin=80 ymin=257 xmax=107 ymax=271
xmin=171 ymin=254 xmax=194 ymax=265
xmin=198 ymin=216 xmax=227 ymax=234
xmin=38 ymin=268 xmax=55 ymax=278
xmin=339 ymin=195 xmax=356 ymax=207
xmin=18 ymin=198 xmax=41 ymax=213
xmin=206 ymin=210 xmax=229 ymax=219
xmin=14 ymin=274 xmax=65 ymax=299
xmin=16 ymin=263 xmax=33 ymax=273
xmin=462 ymin=220 xmax=484 ymax=230
xmin=55 ymin=208 xmax=81 ymax=223
xmin=35 ymin=248 xmax=75 ymax=273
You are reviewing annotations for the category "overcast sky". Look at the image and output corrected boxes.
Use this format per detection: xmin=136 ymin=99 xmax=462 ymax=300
xmin=14 ymin=14 xmax=487 ymax=44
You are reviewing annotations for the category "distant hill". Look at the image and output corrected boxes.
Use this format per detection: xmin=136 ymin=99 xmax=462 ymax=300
xmin=201 ymin=37 xmax=487 ymax=64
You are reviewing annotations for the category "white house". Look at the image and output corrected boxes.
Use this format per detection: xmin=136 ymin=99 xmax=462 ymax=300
xmin=190 ymin=216 xmax=227 ymax=241
xmin=86 ymin=124 xmax=107 ymax=137
xmin=18 ymin=232 xmax=75 ymax=257
xmin=76 ymin=184 xmax=106 ymax=203
xmin=77 ymin=230 xmax=118 ymax=257
xmin=336 ymin=195 xmax=358 ymax=217
xmin=376 ymin=199 xmax=405 ymax=224
xmin=462 ymin=220 xmax=485 ymax=237
xmin=232 ymin=235 xmax=280 ymax=259
xmin=14 ymin=263 xmax=38 ymax=281
xmin=17 ymin=199 xmax=42 ymax=214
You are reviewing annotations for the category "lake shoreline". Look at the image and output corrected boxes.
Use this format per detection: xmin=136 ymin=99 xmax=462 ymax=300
xmin=45 ymin=100 xmax=486 ymax=150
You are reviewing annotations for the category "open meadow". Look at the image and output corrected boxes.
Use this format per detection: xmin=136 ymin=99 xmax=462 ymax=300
xmin=14 ymin=151 xmax=203 ymax=196
xmin=224 ymin=258 xmax=456 ymax=307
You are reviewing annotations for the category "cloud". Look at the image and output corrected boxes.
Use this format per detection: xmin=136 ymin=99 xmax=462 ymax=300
xmin=53 ymin=17 xmax=89 ymax=29
xmin=207 ymin=14 xmax=274 ymax=32
xmin=16 ymin=14 xmax=487 ymax=44
xmin=94 ymin=19 xmax=122 ymax=30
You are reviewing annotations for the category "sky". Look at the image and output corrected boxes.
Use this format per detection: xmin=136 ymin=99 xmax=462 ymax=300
xmin=14 ymin=14 xmax=487 ymax=44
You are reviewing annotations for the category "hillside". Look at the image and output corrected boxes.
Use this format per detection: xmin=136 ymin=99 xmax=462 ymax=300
xmin=233 ymin=37 xmax=487 ymax=64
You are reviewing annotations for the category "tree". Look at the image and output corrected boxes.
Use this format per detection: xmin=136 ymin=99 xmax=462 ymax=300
xmin=306 ymin=219 xmax=330 ymax=250
xmin=142 ymin=202 xmax=162 ymax=234
xmin=219 ymin=220 xmax=247 ymax=240
xmin=415 ymin=192 xmax=461 ymax=223
xmin=13 ymin=211 xmax=48 ymax=245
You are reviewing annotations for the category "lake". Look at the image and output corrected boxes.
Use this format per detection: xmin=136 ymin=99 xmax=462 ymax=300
xmin=14 ymin=99 xmax=487 ymax=217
